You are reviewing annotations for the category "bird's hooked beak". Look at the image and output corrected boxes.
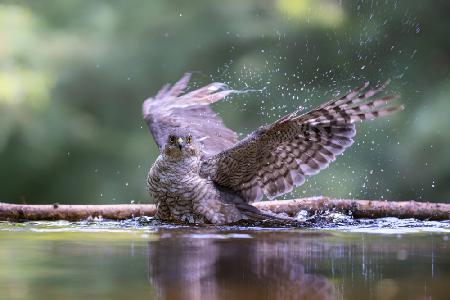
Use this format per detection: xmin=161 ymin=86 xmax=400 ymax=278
xmin=177 ymin=137 xmax=185 ymax=150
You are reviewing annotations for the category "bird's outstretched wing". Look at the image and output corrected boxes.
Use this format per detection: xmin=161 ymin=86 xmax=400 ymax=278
xmin=200 ymin=81 xmax=403 ymax=202
xmin=142 ymin=73 xmax=238 ymax=156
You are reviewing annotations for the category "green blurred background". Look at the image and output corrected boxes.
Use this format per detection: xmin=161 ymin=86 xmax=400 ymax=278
xmin=0 ymin=0 xmax=449 ymax=205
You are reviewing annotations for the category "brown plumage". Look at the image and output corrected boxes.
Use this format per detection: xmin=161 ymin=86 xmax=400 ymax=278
xmin=143 ymin=73 xmax=403 ymax=224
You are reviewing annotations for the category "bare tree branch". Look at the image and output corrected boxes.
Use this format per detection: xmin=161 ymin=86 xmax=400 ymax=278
xmin=0 ymin=197 xmax=449 ymax=222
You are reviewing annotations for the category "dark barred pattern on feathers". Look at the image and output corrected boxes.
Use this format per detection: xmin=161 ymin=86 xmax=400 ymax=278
xmin=200 ymin=81 xmax=403 ymax=203
xmin=143 ymin=73 xmax=238 ymax=157
xmin=143 ymin=73 xmax=402 ymax=224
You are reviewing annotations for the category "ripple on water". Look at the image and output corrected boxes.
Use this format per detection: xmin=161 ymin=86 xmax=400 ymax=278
xmin=0 ymin=214 xmax=449 ymax=235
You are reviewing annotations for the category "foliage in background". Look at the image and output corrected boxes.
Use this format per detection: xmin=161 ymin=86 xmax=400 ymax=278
xmin=0 ymin=0 xmax=449 ymax=204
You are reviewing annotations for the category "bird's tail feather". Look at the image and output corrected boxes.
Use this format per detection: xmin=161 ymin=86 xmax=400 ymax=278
xmin=236 ymin=202 xmax=295 ymax=222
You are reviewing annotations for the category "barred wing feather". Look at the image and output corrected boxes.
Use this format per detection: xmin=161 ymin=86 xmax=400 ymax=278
xmin=201 ymin=81 xmax=403 ymax=202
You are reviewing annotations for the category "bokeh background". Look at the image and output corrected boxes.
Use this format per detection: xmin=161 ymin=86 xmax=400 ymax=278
xmin=0 ymin=0 xmax=449 ymax=205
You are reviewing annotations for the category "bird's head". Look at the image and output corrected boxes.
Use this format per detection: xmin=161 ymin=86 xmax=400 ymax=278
xmin=163 ymin=130 xmax=199 ymax=160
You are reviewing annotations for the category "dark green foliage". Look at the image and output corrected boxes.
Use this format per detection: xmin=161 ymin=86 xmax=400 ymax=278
xmin=0 ymin=0 xmax=449 ymax=203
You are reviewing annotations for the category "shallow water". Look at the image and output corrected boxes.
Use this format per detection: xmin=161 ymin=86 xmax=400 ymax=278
xmin=1 ymin=218 xmax=449 ymax=300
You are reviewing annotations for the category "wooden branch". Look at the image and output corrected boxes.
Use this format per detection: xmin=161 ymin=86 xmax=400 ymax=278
xmin=255 ymin=197 xmax=450 ymax=220
xmin=0 ymin=203 xmax=156 ymax=222
xmin=0 ymin=197 xmax=449 ymax=222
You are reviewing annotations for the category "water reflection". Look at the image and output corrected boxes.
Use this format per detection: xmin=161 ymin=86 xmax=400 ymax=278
xmin=1 ymin=223 xmax=449 ymax=300
xmin=147 ymin=232 xmax=335 ymax=300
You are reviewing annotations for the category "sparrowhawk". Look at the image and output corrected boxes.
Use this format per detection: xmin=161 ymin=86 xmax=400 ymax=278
xmin=143 ymin=73 xmax=402 ymax=224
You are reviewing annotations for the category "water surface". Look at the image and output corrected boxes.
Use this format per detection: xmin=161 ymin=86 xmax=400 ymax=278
xmin=1 ymin=219 xmax=449 ymax=300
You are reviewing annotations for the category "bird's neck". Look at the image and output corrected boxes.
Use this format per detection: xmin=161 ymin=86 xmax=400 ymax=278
xmin=159 ymin=154 xmax=200 ymax=174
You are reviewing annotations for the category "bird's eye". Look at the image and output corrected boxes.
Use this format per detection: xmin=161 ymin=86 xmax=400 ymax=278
xmin=186 ymin=136 xmax=192 ymax=143
xmin=169 ymin=136 xmax=176 ymax=144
